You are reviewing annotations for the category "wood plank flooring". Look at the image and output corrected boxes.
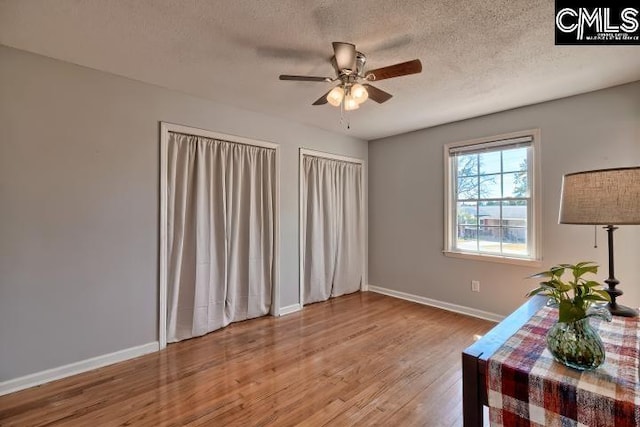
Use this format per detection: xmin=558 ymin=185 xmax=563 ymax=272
xmin=0 ymin=292 xmax=495 ymax=426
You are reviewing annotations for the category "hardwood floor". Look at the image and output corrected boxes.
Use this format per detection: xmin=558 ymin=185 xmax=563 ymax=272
xmin=0 ymin=292 xmax=495 ymax=426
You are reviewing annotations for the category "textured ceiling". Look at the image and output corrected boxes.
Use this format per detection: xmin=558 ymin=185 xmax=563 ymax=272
xmin=1 ymin=0 xmax=639 ymax=140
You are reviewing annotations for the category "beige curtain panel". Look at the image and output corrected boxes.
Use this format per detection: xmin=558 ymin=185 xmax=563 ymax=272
xmin=166 ymin=132 xmax=275 ymax=343
xmin=302 ymin=156 xmax=363 ymax=305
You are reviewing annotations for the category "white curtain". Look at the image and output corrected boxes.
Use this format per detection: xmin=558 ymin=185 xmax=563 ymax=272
xmin=166 ymin=132 xmax=275 ymax=343
xmin=302 ymin=156 xmax=363 ymax=305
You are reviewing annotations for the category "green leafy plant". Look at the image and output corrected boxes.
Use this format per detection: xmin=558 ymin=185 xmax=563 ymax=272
xmin=526 ymin=261 xmax=611 ymax=323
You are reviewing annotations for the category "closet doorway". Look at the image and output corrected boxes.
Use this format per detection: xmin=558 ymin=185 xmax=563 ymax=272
xmin=299 ymin=149 xmax=365 ymax=306
xmin=159 ymin=123 xmax=279 ymax=349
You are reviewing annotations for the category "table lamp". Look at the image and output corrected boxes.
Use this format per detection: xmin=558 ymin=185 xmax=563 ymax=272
xmin=559 ymin=166 xmax=640 ymax=317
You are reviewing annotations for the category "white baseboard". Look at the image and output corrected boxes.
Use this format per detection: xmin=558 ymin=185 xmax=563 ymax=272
xmin=278 ymin=303 xmax=302 ymax=316
xmin=367 ymin=285 xmax=504 ymax=323
xmin=0 ymin=341 xmax=159 ymax=396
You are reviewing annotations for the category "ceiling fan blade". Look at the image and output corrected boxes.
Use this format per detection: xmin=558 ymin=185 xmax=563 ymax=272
xmin=332 ymin=42 xmax=356 ymax=72
xmin=363 ymin=84 xmax=393 ymax=103
xmin=312 ymin=90 xmax=331 ymax=105
xmin=365 ymin=59 xmax=422 ymax=81
xmin=279 ymin=75 xmax=331 ymax=82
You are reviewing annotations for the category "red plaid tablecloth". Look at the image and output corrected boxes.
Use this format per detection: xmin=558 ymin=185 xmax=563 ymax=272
xmin=487 ymin=305 xmax=640 ymax=426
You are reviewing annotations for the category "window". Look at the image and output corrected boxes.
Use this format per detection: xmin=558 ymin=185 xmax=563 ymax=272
xmin=444 ymin=130 xmax=540 ymax=265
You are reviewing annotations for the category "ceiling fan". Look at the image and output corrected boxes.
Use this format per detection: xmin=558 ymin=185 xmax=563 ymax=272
xmin=279 ymin=42 xmax=422 ymax=111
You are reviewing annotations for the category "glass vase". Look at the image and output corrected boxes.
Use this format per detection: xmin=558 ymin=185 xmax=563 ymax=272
xmin=546 ymin=306 xmax=612 ymax=371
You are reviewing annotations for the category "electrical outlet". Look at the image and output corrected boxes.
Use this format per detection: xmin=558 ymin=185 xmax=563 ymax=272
xmin=471 ymin=280 xmax=480 ymax=292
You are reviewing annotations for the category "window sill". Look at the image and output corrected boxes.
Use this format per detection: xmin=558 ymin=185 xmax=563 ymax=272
xmin=442 ymin=250 xmax=542 ymax=267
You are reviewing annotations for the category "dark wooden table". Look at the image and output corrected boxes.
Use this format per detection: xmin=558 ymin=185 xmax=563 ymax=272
xmin=461 ymin=295 xmax=547 ymax=427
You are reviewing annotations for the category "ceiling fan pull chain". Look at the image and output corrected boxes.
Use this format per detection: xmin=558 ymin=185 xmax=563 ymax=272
xmin=338 ymin=101 xmax=351 ymax=129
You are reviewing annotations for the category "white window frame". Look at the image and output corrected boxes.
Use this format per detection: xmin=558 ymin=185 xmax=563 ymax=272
xmin=443 ymin=129 xmax=542 ymax=266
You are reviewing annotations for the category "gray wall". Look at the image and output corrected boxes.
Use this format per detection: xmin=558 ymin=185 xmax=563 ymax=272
xmin=0 ymin=46 xmax=367 ymax=381
xmin=369 ymin=82 xmax=640 ymax=317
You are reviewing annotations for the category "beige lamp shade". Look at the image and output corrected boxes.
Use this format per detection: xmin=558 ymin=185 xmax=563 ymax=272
xmin=559 ymin=166 xmax=640 ymax=225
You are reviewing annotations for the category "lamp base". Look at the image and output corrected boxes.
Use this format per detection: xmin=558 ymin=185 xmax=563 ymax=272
xmin=606 ymin=302 xmax=638 ymax=318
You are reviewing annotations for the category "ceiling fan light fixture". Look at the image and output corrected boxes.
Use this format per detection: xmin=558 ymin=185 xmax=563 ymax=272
xmin=351 ymin=83 xmax=368 ymax=104
xmin=326 ymin=86 xmax=344 ymax=107
xmin=344 ymin=94 xmax=360 ymax=111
